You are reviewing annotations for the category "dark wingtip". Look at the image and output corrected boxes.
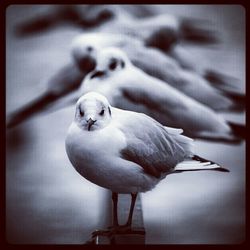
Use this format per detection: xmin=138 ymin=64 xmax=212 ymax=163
xmin=192 ymin=155 xmax=230 ymax=172
xmin=6 ymin=92 xmax=58 ymax=129
xmin=217 ymin=167 xmax=230 ymax=172
xmin=180 ymin=17 xmax=221 ymax=45
xmin=225 ymin=92 xmax=246 ymax=112
xmin=6 ymin=117 xmax=17 ymax=129
xmin=14 ymin=17 xmax=57 ymax=37
xmin=204 ymin=70 xmax=241 ymax=91
xmin=228 ymin=122 xmax=246 ymax=140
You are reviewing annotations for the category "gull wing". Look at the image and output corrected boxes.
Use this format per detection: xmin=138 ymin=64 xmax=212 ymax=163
xmin=118 ymin=74 xmax=234 ymax=140
xmin=117 ymin=110 xmax=193 ymax=178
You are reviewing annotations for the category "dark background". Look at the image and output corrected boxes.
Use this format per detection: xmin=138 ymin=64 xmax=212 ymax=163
xmin=6 ymin=5 xmax=245 ymax=244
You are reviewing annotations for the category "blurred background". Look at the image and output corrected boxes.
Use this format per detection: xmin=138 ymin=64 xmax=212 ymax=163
xmin=6 ymin=5 xmax=245 ymax=244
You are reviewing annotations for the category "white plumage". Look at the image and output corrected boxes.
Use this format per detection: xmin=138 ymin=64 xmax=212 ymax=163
xmin=65 ymin=92 xmax=228 ymax=194
xmin=77 ymin=47 xmax=242 ymax=142
xmin=71 ymin=33 xmax=243 ymax=111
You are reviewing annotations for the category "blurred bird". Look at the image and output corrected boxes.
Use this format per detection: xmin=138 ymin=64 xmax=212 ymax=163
xmin=65 ymin=91 xmax=229 ymax=238
xmin=71 ymin=33 xmax=245 ymax=112
xmin=6 ymin=60 xmax=95 ymax=129
xmin=14 ymin=5 xmax=114 ymax=36
xmin=14 ymin=5 xmax=157 ymax=37
xmin=7 ymin=40 xmax=245 ymax=139
xmin=15 ymin=5 xmax=219 ymax=47
xmin=6 ymin=30 xmax=243 ymax=129
xmin=77 ymin=9 xmax=241 ymax=90
xmin=14 ymin=5 xmax=224 ymax=77
xmin=78 ymin=48 xmax=245 ymax=142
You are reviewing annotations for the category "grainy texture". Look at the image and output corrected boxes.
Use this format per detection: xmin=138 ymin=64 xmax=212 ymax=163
xmin=6 ymin=5 xmax=245 ymax=244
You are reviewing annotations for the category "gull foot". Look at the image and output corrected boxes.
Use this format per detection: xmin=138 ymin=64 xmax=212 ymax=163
xmin=91 ymin=226 xmax=145 ymax=244
xmin=92 ymin=225 xmax=145 ymax=238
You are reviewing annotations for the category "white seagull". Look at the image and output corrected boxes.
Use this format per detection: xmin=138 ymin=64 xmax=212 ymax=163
xmin=14 ymin=5 xmax=156 ymax=37
xmin=65 ymin=91 xmax=229 ymax=237
xmin=71 ymin=33 xmax=244 ymax=111
xmin=16 ymin=4 xmax=219 ymax=45
xmin=89 ymin=5 xmax=219 ymax=45
xmin=85 ymin=5 xmax=221 ymax=71
xmin=15 ymin=5 xmax=221 ymax=74
xmin=78 ymin=47 xmax=244 ymax=143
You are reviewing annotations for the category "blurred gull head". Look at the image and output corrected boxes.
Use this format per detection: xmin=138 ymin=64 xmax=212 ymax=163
xmin=89 ymin=47 xmax=131 ymax=79
xmin=70 ymin=35 xmax=100 ymax=72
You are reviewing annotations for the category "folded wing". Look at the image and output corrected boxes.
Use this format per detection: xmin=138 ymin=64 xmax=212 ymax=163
xmin=118 ymin=110 xmax=193 ymax=178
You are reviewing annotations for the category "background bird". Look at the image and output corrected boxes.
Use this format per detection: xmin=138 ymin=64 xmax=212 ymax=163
xmin=6 ymin=30 xmax=243 ymax=130
xmin=14 ymin=4 xmax=227 ymax=83
xmin=14 ymin=5 xmax=157 ymax=37
xmin=65 ymin=91 xmax=229 ymax=239
xmin=71 ymin=33 xmax=244 ymax=111
xmin=6 ymin=59 xmax=95 ymax=129
xmin=15 ymin=4 xmax=219 ymax=46
xmin=77 ymin=47 xmax=245 ymax=143
xmin=6 ymin=5 xmax=245 ymax=244
xmin=8 ymin=3 xmax=240 ymax=129
xmin=14 ymin=4 xmax=238 ymax=99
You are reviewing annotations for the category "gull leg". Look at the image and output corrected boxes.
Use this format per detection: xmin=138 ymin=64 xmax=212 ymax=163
xmin=125 ymin=193 xmax=137 ymax=227
xmin=110 ymin=192 xmax=145 ymax=236
xmin=112 ymin=192 xmax=119 ymax=227
xmin=92 ymin=192 xmax=119 ymax=238
xmin=92 ymin=192 xmax=145 ymax=242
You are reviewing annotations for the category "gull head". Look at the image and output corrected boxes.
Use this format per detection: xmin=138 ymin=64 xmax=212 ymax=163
xmin=88 ymin=47 xmax=130 ymax=80
xmin=75 ymin=92 xmax=112 ymax=131
xmin=145 ymin=26 xmax=178 ymax=52
xmin=71 ymin=35 xmax=99 ymax=72
xmin=83 ymin=5 xmax=115 ymax=23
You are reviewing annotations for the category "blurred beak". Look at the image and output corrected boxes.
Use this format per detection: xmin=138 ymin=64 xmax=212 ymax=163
xmin=90 ymin=70 xmax=106 ymax=79
xmin=87 ymin=118 xmax=96 ymax=131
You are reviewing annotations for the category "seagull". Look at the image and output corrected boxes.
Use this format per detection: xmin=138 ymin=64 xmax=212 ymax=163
xmin=15 ymin=5 xmax=219 ymax=47
xmin=78 ymin=47 xmax=245 ymax=143
xmin=14 ymin=5 xmax=222 ymax=75
xmin=71 ymin=33 xmax=244 ymax=112
xmin=6 ymin=59 xmax=96 ymax=129
xmin=14 ymin=5 xmax=157 ymax=37
xmin=65 ymin=91 xmax=229 ymax=238
xmin=84 ymin=6 xmax=221 ymax=70
xmin=6 ymin=31 xmax=242 ymax=130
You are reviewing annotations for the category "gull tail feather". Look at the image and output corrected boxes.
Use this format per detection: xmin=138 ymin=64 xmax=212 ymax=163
xmin=174 ymin=155 xmax=229 ymax=172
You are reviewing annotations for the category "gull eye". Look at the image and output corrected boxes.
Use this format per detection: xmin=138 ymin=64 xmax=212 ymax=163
xmin=99 ymin=109 xmax=105 ymax=116
xmin=86 ymin=46 xmax=93 ymax=52
xmin=79 ymin=109 xmax=84 ymax=117
xmin=109 ymin=59 xmax=117 ymax=71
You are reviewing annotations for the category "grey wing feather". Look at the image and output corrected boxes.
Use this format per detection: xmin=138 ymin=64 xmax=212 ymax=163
xmin=120 ymin=76 xmax=187 ymax=115
xmin=118 ymin=111 xmax=193 ymax=178
xmin=119 ymin=75 xmax=228 ymax=139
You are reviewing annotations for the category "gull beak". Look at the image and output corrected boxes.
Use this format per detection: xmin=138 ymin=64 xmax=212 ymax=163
xmin=87 ymin=118 xmax=96 ymax=131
